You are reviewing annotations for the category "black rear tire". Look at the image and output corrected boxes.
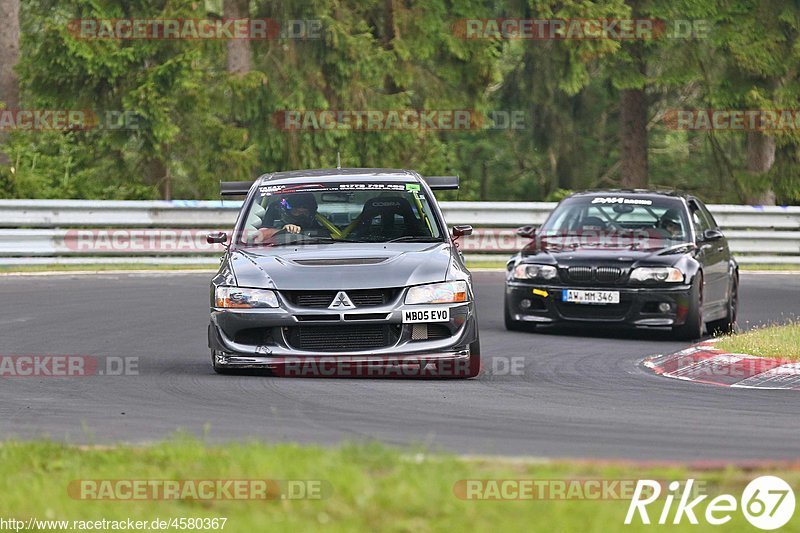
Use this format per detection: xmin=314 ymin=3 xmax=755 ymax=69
xmin=673 ymin=273 xmax=704 ymax=341
xmin=707 ymin=275 xmax=738 ymax=336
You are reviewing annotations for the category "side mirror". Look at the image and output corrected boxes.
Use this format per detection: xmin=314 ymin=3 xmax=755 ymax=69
xmin=207 ymin=231 xmax=228 ymax=244
xmin=452 ymin=225 xmax=473 ymax=237
xmin=516 ymin=225 xmax=537 ymax=238
xmin=702 ymin=229 xmax=723 ymax=241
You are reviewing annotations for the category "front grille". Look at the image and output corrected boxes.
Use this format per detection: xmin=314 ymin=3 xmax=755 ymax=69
xmin=286 ymin=289 xmax=397 ymax=308
xmin=295 ymin=314 xmax=338 ymax=321
xmin=596 ymin=266 xmax=623 ymax=283
xmin=566 ymin=266 xmax=592 ymax=282
xmin=410 ymin=324 xmax=452 ymax=341
xmin=350 ymin=291 xmax=387 ymax=306
xmin=293 ymin=293 xmax=334 ymax=307
xmin=343 ymin=313 xmax=390 ymax=321
xmin=287 ymin=325 xmax=397 ymax=352
xmin=555 ymin=301 xmax=631 ymax=320
xmin=564 ymin=266 xmax=624 ymax=284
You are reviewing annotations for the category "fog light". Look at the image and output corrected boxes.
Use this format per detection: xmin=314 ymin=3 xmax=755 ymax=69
xmin=658 ymin=302 xmax=672 ymax=313
xmin=519 ymin=299 xmax=532 ymax=310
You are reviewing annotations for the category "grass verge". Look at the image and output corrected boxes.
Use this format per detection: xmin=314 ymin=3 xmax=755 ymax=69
xmin=1 ymin=438 xmax=798 ymax=532
xmin=715 ymin=321 xmax=800 ymax=360
xmin=738 ymin=263 xmax=800 ymax=271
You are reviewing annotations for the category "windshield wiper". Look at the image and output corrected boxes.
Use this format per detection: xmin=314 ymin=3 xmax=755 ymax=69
xmin=385 ymin=236 xmax=443 ymax=243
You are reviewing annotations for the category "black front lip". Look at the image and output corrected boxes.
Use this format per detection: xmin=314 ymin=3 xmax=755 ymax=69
xmin=505 ymin=281 xmax=693 ymax=326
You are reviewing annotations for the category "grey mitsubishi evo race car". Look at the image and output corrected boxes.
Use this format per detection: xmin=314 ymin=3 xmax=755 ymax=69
xmin=206 ymin=168 xmax=480 ymax=378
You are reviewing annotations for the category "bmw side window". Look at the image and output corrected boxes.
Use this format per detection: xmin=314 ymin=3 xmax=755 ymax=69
xmin=689 ymin=202 xmax=711 ymax=240
xmin=699 ymin=203 xmax=720 ymax=230
xmin=690 ymin=210 xmax=704 ymax=233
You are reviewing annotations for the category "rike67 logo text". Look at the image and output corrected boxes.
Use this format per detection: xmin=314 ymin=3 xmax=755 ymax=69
xmin=625 ymin=476 xmax=795 ymax=530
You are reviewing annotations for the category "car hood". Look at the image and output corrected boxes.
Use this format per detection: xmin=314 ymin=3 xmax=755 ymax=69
xmin=229 ymin=242 xmax=454 ymax=290
xmin=520 ymin=243 xmax=695 ymax=267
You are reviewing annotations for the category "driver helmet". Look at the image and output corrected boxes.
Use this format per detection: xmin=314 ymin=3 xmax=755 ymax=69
xmin=278 ymin=193 xmax=317 ymax=227
xmin=659 ymin=208 xmax=682 ymax=235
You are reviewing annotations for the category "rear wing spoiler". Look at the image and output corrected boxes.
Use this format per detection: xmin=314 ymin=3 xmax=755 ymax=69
xmin=422 ymin=176 xmax=459 ymax=190
xmin=220 ymin=181 xmax=256 ymax=196
xmin=220 ymin=175 xmax=459 ymax=195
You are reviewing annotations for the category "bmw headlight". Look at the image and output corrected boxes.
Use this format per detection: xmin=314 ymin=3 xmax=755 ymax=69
xmin=215 ymin=286 xmax=280 ymax=308
xmin=405 ymin=281 xmax=469 ymax=304
xmin=629 ymin=267 xmax=685 ymax=283
xmin=513 ymin=264 xmax=558 ymax=281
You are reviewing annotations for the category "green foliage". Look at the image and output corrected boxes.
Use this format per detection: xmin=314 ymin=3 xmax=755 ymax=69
xmin=0 ymin=0 xmax=798 ymax=203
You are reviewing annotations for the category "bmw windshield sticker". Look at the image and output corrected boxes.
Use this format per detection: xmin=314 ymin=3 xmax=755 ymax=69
xmin=591 ymin=197 xmax=653 ymax=205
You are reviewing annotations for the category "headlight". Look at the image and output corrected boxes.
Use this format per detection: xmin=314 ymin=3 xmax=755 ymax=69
xmin=215 ymin=286 xmax=279 ymax=308
xmin=513 ymin=264 xmax=558 ymax=280
xmin=629 ymin=267 xmax=685 ymax=283
xmin=405 ymin=281 xmax=469 ymax=304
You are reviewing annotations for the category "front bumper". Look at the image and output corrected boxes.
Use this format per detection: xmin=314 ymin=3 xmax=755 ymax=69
xmin=505 ymin=281 xmax=693 ymax=327
xmin=208 ymin=293 xmax=478 ymax=368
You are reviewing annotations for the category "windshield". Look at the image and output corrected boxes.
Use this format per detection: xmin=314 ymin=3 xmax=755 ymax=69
xmin=539 ymin=195 xmax=691 ymax=249
xmin=238 ymin=181 xmax=444 ymax=246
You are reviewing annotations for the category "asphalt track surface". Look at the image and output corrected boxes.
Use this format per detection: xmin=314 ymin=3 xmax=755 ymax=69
xmin=1 ymin=271 xmax=798 ymax=461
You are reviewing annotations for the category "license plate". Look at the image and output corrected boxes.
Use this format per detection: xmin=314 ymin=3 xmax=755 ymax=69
xmin=561 ymin=289 xmax=620 ymax=305
xmin=402 ymin=308 xmax=450 ymax=323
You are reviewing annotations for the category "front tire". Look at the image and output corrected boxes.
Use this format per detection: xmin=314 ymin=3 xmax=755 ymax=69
xmin=707 ymin=274 xmax=738 ymax=335
xmin=464 ymin=338 xmax=481 ymax=378
xmin=673 ymin=273 xmax=704 ymax=341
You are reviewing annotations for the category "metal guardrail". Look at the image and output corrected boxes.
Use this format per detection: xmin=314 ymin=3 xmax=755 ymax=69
xmin=0 ymin=200 xmax=799 ymax=265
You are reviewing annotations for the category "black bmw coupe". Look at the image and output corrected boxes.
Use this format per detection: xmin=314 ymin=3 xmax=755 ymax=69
xmin=504 ymin=190 xmax=738 ymax=339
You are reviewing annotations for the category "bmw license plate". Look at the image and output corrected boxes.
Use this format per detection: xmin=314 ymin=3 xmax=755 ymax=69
xmin=402 ymin=308 xmax=450 ymax=323
xmin=562 ymin=289 xmax=620 ymax=305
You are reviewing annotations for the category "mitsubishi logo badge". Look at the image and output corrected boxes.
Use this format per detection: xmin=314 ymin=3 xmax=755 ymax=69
xmin=329 ymin=291 xmax=355 ymax=309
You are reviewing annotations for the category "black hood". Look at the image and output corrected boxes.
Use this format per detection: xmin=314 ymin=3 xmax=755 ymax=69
xmin=520 ymin=241 xmax=696 ymax=268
